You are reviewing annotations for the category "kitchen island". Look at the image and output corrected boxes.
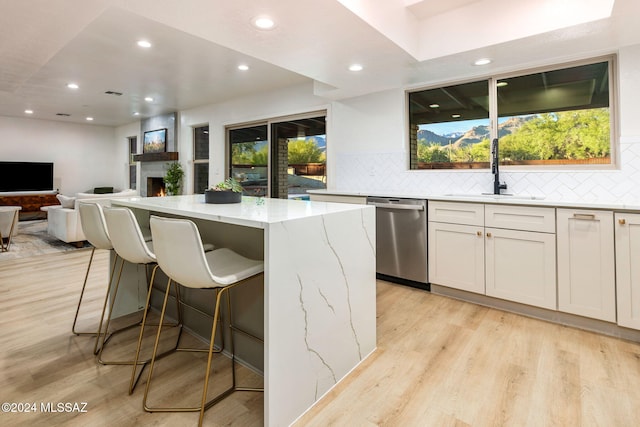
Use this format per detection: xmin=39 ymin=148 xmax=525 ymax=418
xmin=111 ymin=195 xmax=377 ymax=426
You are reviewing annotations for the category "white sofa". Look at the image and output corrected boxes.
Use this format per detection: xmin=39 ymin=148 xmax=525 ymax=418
xmin=46 ymin=189 xmax=137 ymax=245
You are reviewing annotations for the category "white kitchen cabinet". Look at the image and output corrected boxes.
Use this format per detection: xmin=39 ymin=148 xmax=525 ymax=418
xmin=428 ymin=221 xmax=485 ymax=294
xmin=615 ymin=212 xmax=640 ymax=330
xmin=557 ymin=209 xmax=615 ymax=322
xmin=428 ymin=202 xmax=556 ymax=308
xmin=485 ymin=227 xmax=557 ymax=310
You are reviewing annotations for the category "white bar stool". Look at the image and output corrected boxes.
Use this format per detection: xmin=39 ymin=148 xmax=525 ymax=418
xmin=138 ymin=215 xmax=264 ymax=426
xmin=76 ymin=202 xmax=139 ymax=354
xmin=73 ymin=202 xmax=118 ymax=343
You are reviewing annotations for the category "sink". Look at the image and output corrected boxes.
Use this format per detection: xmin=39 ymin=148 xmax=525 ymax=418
xmin=443 ymin=193 xmax=545 ymax=201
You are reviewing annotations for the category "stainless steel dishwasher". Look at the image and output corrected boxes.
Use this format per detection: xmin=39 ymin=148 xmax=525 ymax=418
xmin=366 ymin=197 xmax=428 ymax=288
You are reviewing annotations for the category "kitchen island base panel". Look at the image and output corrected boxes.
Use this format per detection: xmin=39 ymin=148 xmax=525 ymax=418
xmin=265 ymin=208 xmax=377 ymax=426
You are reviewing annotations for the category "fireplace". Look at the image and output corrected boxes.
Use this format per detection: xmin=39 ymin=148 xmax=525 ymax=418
xmin=147 ymin=177 xmax=166 ymax=197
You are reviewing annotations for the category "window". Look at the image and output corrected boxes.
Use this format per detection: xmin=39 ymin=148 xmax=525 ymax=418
xmin=227 ymin=112 xmax=327 ymax=199
xmin=128 ymin=136 xmax=137 ymax=190
xmin=271 ymin=117 xmax=326 ymax=199
xmin=193 ymin=125 xmax=209 ymax=194
xmin=409 ymin=58 xmax=614 ymax=169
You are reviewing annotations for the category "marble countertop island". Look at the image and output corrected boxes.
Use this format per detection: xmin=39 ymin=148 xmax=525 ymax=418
xmin=112 ymin=195 xmax=377 ymax=426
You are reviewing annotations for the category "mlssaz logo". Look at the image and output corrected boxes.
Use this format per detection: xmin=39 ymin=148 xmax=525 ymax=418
xmin=40 ymin=402 xmax=88 ymax=413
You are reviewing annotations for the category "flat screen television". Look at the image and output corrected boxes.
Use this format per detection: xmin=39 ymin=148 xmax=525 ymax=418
xmin=0 ymin=161 xmax=54 ymax=192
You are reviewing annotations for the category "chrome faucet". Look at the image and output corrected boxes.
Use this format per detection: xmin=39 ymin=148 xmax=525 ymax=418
xmin=491 ymin=138 xmax=507 ymax=195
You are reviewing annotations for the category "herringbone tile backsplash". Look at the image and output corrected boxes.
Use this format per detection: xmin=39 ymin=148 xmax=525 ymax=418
xmin=335 ymin=137 xmax=640 ymax=204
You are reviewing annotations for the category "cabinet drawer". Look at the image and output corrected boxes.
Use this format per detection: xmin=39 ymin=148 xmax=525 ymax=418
xmin=485 ymin=204 xmax=555 ymax=233
xmin=428 ymin=201 xmax=484 ymax=226
xmin=309 ymin=194 xmax=367 ymax=204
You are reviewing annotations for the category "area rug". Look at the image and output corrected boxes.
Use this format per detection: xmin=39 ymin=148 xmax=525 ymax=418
xmin=0 ymin=220 xmax=90 ymax=261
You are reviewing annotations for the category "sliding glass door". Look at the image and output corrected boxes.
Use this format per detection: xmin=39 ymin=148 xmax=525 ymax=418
xmin=227 ymin=112 xmax=326 ymax=199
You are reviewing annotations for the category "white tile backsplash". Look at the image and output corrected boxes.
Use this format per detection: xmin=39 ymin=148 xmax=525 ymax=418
xmin=335 ymin=137 xmax=640 ymax=204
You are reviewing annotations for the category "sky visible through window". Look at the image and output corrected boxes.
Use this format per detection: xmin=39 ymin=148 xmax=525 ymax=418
xmin=421 ymin=117 xmax=511 ymax=137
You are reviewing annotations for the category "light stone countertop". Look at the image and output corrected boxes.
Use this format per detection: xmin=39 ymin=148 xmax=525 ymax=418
xmin=307 ymin=189 xmax=640 ymax=211
xmin=112 ymin=194 xmax=374 ymax=229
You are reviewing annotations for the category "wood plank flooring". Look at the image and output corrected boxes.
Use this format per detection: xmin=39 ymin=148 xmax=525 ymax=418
xmin=1 ymin=250 xmax=640 ymax=426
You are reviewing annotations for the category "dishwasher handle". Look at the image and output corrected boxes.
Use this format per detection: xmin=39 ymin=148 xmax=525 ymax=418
xmin=367 ymin=202 xmax=425 ymax=211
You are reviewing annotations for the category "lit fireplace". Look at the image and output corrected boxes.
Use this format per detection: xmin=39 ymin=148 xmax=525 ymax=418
xmin=147 ymin=177 xmax=166 ymax=197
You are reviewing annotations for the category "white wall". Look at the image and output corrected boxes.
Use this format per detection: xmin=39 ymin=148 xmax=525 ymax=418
xmin=0 ymin=116 xmax=119 ymax=195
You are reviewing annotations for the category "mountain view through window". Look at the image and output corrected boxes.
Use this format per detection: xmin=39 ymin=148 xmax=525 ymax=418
xmin=410 ymin=60 xmax=612 ymax=169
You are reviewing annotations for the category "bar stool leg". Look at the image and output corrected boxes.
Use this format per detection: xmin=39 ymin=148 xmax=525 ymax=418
xmin=129 ymin=264 xmax=173 ymax=393
xmin=72 ymin=247 xmax=118 ymax=336
xmin=199 ymin=286 xmax=232 ymax=426
xmin=95 ymin=256 xmax=131 ymax=360
xmin=143 ymin=277 xmax=175 ymax=411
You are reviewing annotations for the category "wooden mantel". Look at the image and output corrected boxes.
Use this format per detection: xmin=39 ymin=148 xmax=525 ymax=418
xmin=132 ymin=152 xmax=179 ymax=162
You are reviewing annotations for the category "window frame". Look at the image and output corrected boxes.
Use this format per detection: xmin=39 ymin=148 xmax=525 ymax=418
xmin=225 ymin=110 xmax=328 ymax=198
xmin=127 ymin=135 xmax=137 ymax=190
xmin=192 ymin=124 xmax=210 ymax=194
xmin=407 ymin=55 xmax=618 ymax=171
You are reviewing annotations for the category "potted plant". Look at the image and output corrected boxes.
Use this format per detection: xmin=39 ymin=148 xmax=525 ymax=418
xmin=163 ymin=162 xmax=184 ymax=196
xmin=205 ymin=177 xmax=243 ymax=204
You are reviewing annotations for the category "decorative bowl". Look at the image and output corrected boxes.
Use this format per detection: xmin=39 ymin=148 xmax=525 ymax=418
xmin=204 ymin=190 xmax=242 ymax=204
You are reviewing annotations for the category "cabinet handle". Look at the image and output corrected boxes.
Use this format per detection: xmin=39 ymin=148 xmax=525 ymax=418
xmin=486 ymin=232 xmax=492 ymax=238
xmin=477 ymin=231 xmax=482 ymax=237
xmin=619 ymin=218 xmax=626 ymax=225
xmin=573 ymin=213 xmax=596 ymax=220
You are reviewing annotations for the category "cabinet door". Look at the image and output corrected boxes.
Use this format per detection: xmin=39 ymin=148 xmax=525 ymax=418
xmin=557 ymin=209 xmax=615 ymax=322
xmin=485 ymin=227 xmax=556 ymax=310
xmin=428 ymin=221 xmax=484 ymax=294
xmin=615 ymin=212 xmax=640 ymax=330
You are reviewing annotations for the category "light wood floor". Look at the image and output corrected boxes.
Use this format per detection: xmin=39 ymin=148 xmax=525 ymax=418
xmin=1 ymin=250 xmax=640 ymax=426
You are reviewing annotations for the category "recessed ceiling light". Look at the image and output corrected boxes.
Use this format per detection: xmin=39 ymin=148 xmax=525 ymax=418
xmin=451 ymin=114 xmax=462 ymax=118
xmin=497 ymin=81 xmax=508 ymax=87
xmin=86 ymin=117 xmax=94 ymax=121
xmin=474 ymin=58 xmax=492 ymax=66
xmin=24 ymin=109 xmax=33 ymax=114
xmin=67 ymin=83 xmax=79 ymax=89
xmin=349 ymin=64 xmax=363 ymax=72
xmin=253 ymin=16 xmax=275 ymax=29
xmin=137 ymin=40 xmax=152 ymax=48
xmin=144 ymin=97 xmax=153 ymax=102
xmin=133 ymin=112 xmax=140 ymax=116
xmin=238 ymin=64 xmax=249 ymax=71
xmin=429 ymin=103 xmax=440 ymax=108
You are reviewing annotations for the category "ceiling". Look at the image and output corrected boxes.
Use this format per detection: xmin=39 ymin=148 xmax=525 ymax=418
xmin=0 ymin=0 xmax=638 ymax=127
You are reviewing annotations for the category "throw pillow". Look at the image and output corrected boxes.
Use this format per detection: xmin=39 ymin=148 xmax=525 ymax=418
xmin=56 ymin=194 xmax=76 ymax=209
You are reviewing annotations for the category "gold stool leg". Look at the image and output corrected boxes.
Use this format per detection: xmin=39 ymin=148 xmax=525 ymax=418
xmin=95 ymin=256 xmax=127 ymax=359
xmin=143 ymin=277 xmax=175 ymax=411
xmin=73 ymin=247 xmax=118 ymax=336
xmin=142 ymin=277 xmax=263 ymax=424
xmin=129 ymin=265 xmax=182 ymax=393
xmin=198 ymin=286 xmax=235 ymax=426
xmin=72 ymin=247 xmax=96 ymax=335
